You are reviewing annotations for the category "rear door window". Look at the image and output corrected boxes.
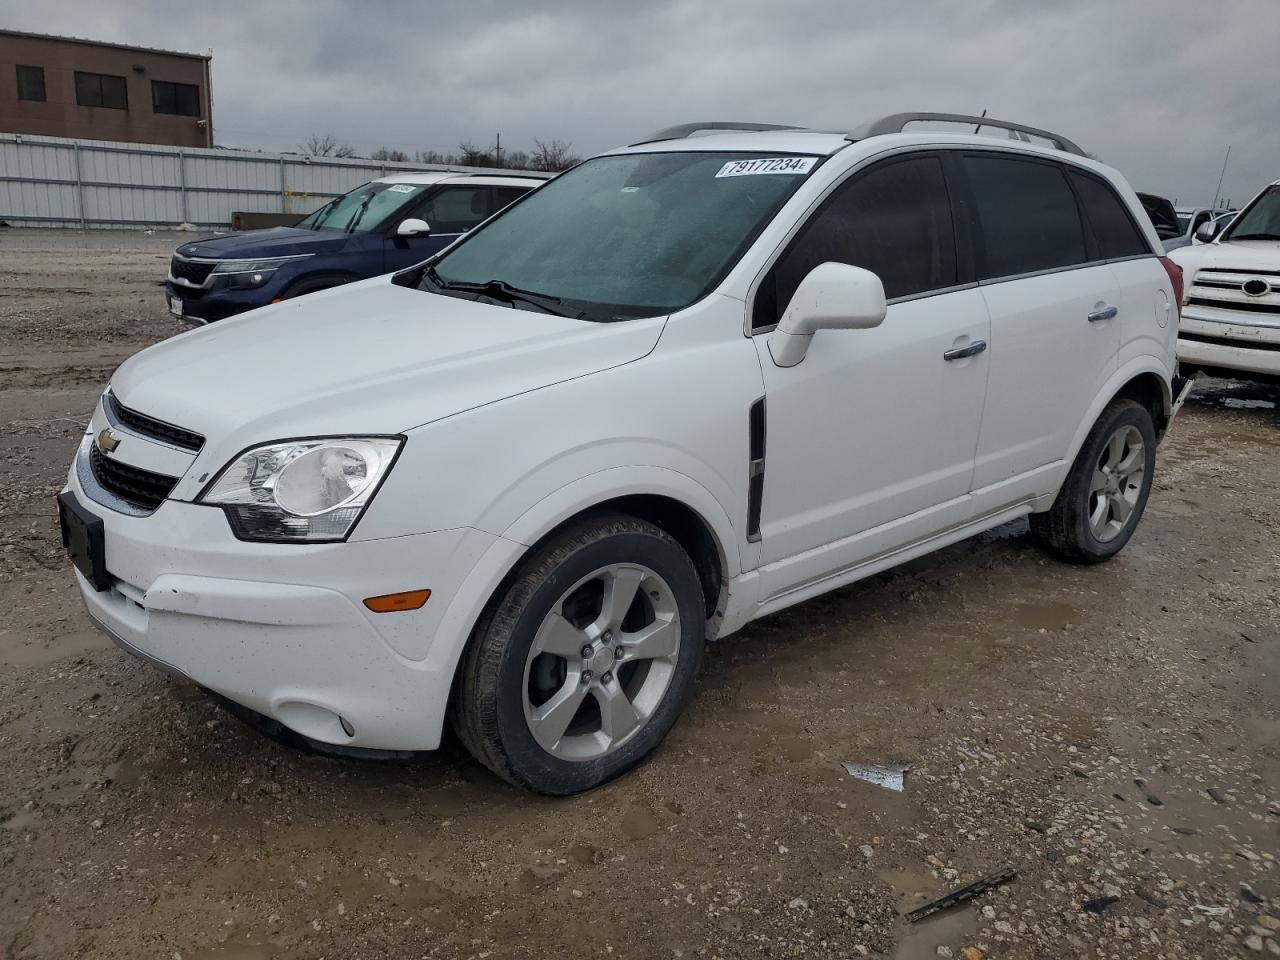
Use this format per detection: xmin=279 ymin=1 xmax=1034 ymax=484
xmin=491 ymin=186 xmax=531 ymax=211
xmin=961 ymin=155 xmax=1087 ymax=280
xmin=754 ymin=154 xmax=958 ymax=329
xmin=1067 ymin=171 xmax=1150 ymax=260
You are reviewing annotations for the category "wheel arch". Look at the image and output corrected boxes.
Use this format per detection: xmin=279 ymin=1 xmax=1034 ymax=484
xmin=281 ymin=270 xmax=361 ymax=298
xmin=423 ymin=469 xmax=741 ymax=705
xmin=1066 ymin=359 xmax=1173 ymax=469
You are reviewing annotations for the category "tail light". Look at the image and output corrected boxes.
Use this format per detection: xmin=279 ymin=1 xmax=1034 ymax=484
xmin=1159 ymin=256 xmax=1185 ymax=307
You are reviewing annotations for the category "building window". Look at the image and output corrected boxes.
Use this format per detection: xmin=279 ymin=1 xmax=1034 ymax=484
xmin=74 ymin=71 xmax=129 ymax=110
xmin=151 ymin=80 xmax=201 ymax=117
xmin=16 ymin=65 xmax=46 ymax=101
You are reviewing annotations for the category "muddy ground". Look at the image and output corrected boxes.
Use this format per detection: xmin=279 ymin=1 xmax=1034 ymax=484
xmin=0 ymin=228 xmax=1276 ymax=960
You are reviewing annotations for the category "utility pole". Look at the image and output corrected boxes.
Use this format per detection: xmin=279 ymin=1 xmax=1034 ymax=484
xmin=1212 ymin=145 xmax=1231 ymax=209
xmin=494 ymin=132 xmax=502 ymax=168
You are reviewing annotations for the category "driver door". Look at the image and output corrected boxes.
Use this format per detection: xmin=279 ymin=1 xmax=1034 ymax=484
xmin=751 ymin=153 xmax=990 ymax=600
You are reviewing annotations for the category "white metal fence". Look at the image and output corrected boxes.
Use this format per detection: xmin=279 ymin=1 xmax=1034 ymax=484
xmin=0 ymin=132 xmax=514 ymax=229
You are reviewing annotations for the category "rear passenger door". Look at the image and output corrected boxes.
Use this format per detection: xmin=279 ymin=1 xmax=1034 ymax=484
xmin=753 ymin=153 xmax=991 ymax=594
xmin=1066 ymin=170 xmax=1169 ymax=376
xmin=961 ymin=153 xmax=1121 ymax=515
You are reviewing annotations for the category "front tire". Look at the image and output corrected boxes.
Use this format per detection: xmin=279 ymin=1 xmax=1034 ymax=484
xmin=451 ymin=515 xmax=705 ymax=794
xmin=1030 ymin=398 xmax=1156 ymax=563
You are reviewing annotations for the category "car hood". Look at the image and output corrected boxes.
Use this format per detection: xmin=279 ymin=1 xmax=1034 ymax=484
xmin=110 ymin=277 xmax=665 ymax=479
xmin=1169 ymin=238 xmax=1280 ymax=274
xmin=175 ymin=227 xmax=350 ymax=259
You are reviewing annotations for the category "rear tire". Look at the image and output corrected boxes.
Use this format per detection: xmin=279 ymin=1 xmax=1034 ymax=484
xmin=1030 ymin=399 xmax=1156 ymax=563
xmin=451 ymin=514 xmax=705 ymax=795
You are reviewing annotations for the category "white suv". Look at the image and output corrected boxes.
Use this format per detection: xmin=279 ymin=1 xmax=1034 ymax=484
xmin=61 ymin=113 xmax=1182 ymax=794
xmin=1169 ymin=179 xmax=1280 ymax=380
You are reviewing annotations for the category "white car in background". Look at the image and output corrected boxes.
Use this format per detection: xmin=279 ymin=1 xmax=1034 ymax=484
xmin=60 ymin=113 xmax=1180 ymax=794
xmin=1166 ymin=206 xmax=1220 ymax=251
xmin=1170 ymin=179 xmax=1280 ymax=380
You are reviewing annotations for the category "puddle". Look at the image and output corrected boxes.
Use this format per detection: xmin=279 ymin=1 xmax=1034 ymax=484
xmin=891 ymin=904 xmax=980 ymax=960
xmin=1007 ymin=599 xmax=1077 ymax=632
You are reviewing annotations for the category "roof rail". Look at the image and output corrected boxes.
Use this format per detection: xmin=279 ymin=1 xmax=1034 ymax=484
xmin=630 ymin=122 xmax=801 ymax=146
xmin=847 ymin=112 xmax=1086 ymax=157
xmin=443 ymin=170 xmax=556 ymax=180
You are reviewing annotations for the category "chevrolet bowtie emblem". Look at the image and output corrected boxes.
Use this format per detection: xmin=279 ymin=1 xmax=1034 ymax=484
xmin=97 ymin=428 xmax=121 ymax=454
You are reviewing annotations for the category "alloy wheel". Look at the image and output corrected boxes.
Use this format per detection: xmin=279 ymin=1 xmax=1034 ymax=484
xmin=1088 ymin=424 xmax=1146 ymax=543
xmin=522 ymin=563 xmax=681 ymax=761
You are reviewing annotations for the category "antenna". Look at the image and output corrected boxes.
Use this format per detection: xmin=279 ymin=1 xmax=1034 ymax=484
xmin=1211 ymin=145 xmax=1231 ymax=210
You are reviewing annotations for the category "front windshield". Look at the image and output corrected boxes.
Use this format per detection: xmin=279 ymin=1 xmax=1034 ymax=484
xmin=429 ymin=152 xmax=819 ymax=320
xmin=299 ymin=182 xmax=427 ymax=233
xmin=1225 ymin=186 xmax=1280 ymax=241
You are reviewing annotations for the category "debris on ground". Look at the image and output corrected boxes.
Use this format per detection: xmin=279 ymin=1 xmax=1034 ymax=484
xmin=1192 ymin=904 xmax=1229 ymax=916
xmin=1082 ymin=895 xmax=1121 ymax=914
xmin=841 ymin=761 xmax=911 ymax=792
xmin=905 ymin=867 xmax=1017 ymax=923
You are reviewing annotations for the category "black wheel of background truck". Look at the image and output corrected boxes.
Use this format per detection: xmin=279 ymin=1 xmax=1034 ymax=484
xmin=451 ymin=514 xmax=705 ymax=795
xmin=1029 ymin=398 xmax=1157 ymax=563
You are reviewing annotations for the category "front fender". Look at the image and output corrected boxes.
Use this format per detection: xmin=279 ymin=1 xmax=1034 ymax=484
xmin=418 ymin=467 xmax=743 ymax=691
xmin=497 ymin=464 xmax=743 ymax=579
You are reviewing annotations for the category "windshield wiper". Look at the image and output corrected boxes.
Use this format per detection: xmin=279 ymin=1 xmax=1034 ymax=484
xmin=344 ymin=193 xmax=375 ymax=234
xmin=425 ymin=268 xmax=581 ymax=318
xmin=306 ymin=197 xmax=338 ymax=230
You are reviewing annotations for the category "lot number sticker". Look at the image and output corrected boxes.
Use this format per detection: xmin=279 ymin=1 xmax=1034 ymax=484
xmin=715 ymin=157 xmax=817 ymax=178
xmin=387 ymin=184 xmax=417 ymax=193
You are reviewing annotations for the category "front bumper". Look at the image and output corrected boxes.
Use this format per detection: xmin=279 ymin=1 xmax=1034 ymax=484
xmin=1178 ymin=309 xmax=1280 ymax=379
xmin=165 ymin=275 xmax=288 ymax=324
xmin=64 ymin=460 xmax=501 ymax=751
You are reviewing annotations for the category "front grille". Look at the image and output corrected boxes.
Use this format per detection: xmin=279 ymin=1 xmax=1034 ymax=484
xmin=1186 ymin=297 xmax=1280 ymax=315
xmin=89 ymin=445 xmax=178 ymax=510
xmin=107 ymin=392 xmax=204 ymax=452
xmin=1186 ymin=267 xmax=1280 ymax=319
xmin=1200 ymin=267 xmax=1280 ymax=278
xmin=1180 ymin=330 xmax=1280 ymax=352
xmin=170 ymin=256 xmax=215 ymax=286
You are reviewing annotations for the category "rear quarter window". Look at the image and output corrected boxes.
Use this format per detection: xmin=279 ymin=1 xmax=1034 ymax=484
xmin=962 ymin=155 xmax=1087 ymax=280
xmin=1068 ymin=171 xmax=1151 ymax=259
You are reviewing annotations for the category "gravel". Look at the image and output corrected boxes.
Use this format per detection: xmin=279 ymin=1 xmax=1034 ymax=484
xmin=1 ymin=228 xmax=1277 ymax=959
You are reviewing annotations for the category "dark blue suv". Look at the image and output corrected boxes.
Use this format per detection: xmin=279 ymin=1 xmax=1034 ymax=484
xmin=165 ymin=173 xmax=546 ymax=324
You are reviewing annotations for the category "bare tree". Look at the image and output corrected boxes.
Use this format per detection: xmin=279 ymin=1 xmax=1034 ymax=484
xmin=299 ymin=133 xmax=356 ymax=158
xmin=456 ymin=140 xmax=494 ymax=167
xmin=530 ymin=138 xmax=581 ymax=172
xmin=502 ymin=149 xmax=531 ymax=170
xmin=371 ymin=146 xmax=409 ymax=162
xmin=415 ymin=149 xmax=449 ymax=165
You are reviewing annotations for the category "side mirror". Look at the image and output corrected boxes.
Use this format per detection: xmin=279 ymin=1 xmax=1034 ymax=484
xmin=768 ymin=263 xmax=887 ymax=367
xmin=397 ymin=218 xmax=431 ymax=238
xmin=1194 ymin=220 xmax=1219 ymax=244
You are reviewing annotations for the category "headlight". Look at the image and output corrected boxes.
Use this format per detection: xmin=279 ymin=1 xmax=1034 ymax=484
xmin=199 ymin=437 xmax=402 ymax=542
xmin=212 ymin=255 xmax=311 ymax=289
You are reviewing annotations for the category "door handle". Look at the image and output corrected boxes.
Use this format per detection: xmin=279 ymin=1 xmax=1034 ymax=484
xmin=1088 ymin=305 xmax=1118 ymax=323
xmin=943 ymin=339 xmax=988 ymax=361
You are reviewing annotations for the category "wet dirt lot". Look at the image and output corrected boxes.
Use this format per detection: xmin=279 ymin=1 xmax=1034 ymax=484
xmin=1 ymin=228 xmax=1277 ymax=959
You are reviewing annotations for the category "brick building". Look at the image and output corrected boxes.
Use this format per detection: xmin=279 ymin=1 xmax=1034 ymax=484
xmin=0 ymin=29 xmax=212 ymax=147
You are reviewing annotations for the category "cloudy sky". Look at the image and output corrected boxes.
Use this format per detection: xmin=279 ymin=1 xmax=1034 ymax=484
xmin=10 ymin=0 xmax=1279 ymax=206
